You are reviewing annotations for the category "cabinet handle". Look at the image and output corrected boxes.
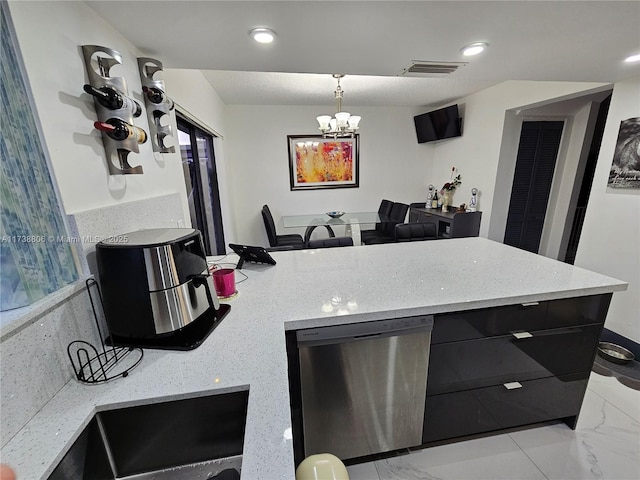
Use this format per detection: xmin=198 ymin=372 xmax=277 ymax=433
xmin=512 ymin=331 xmax=533 ymax=339
xmin=521 ymin=302 xmax=539 ymax=307
xmin=504 ymin=382 xmax=523 ymax=390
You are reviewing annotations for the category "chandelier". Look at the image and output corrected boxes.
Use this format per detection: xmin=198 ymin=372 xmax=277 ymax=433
xmin=316 ymin=74 xmax=361 ymax=138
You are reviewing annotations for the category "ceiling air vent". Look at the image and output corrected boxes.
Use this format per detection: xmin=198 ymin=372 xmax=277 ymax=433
xmin=399 ymin=61 xmax=468 ymax=77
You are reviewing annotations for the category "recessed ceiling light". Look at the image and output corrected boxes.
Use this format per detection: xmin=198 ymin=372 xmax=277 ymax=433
xmin=624 ymin=53 xmax=640 ymax=63
xmin=250 ymin=28 xmax=276 ymax=44
xmin=461 ymin=42 xmax=488 ymax=56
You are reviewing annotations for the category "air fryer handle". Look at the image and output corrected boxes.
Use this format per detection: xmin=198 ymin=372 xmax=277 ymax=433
xmin=189 ymin=274 xmax=217 ymax=310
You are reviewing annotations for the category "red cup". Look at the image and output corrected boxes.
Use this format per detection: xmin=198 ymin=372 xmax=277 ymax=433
xmin=212 ymin=268 xmax=235 ymax=297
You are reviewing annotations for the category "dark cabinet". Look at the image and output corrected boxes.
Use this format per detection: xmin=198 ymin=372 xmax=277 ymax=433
xmin=423 ymin=294 xmax=611 ymax=444
xmin=431 ymin=302 xmax=547 ymax=343
xmin=428 ymin=324 xmax=601 ymax=395
xmin=546 ymin=295 xmax=612 ymax=329
xmin=432 ymin=296 xmax=611 ymax=345
xmin=423 ymin=373 xmax=590 ymax=443
xmin=409 ymin=207 xmax=481 ymax=239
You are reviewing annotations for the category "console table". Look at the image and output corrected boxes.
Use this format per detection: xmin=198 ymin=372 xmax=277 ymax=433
xmin=410 ymin=207 xmax=481 ymax=239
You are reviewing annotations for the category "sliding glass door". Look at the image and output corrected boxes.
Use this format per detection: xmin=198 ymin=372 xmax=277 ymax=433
xmin=177 ymin=116 xmax=225 ymax=255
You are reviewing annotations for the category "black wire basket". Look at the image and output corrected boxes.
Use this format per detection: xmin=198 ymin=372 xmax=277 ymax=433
xmin=67 ymin=279 xmax=143 ymax=384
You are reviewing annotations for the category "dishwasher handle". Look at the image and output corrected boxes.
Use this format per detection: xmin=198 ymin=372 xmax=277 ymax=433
xmin=296 ymin=315 xmax=433 ymax=348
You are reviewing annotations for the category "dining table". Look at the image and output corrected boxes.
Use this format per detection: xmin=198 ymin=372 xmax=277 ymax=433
xmin=281 ymin=212 xmax=391 ymax=246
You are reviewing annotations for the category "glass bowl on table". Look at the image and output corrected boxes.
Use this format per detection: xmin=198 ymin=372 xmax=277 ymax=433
xmin=326 ymin=211 xmax=345 ymax=219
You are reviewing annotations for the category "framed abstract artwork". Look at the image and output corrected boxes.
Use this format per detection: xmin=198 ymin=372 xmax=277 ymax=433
xmin=287 ymin=135 xmax=359 ymax=190
xmin=608 ymin=117 xmax=640 ymax=189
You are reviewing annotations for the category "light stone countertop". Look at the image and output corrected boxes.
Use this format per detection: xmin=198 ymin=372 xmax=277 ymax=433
xmin=0 ymin=238 xmax=628 ymax=480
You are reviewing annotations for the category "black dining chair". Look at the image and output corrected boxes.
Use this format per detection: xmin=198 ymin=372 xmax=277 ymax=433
xmin=307 ymin=236 xmax=354 ymax=248
xmin=362 ymin=202 xmax=409 ymax=245
xmin=303 ymin=225 xmax=336 ymax=247
xmin=360 ymin=199 xmax=394 ymax=243
xmin=394 ymin=222 xmax=437 ymax=242
xmin=409 ymin=202 xmax=426 ymax=222
xmin=362 ymin=202 xmax=410 ymax=245
xmin=261 ymin=205 xmax=305 ymax=249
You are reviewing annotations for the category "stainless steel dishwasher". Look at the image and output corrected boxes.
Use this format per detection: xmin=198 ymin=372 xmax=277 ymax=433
xmin=296 ymin=315 xmax=433 ymax=460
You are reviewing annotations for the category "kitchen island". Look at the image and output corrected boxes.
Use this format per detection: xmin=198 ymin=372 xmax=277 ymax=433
xmin=1 ymin=238 xmax=627 ymax=479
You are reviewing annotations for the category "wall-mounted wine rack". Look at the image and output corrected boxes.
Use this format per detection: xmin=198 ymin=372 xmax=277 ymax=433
xmin=137 ymin=57 xmax=175 ymax=153
xmin=82 ymin=45 xmax=146 ymax=175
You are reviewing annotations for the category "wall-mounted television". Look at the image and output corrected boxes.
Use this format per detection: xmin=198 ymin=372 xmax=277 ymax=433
xmin=414 ymin=104 xmax=462 ymax=143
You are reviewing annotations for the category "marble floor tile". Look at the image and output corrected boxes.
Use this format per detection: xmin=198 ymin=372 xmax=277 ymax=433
xmin=587 ymin=371 xmax=640 ymax=423
xmin=374 ymin=434 xmax=546 ymax=480
xmin=508 ymin=388 xmax=640 ymax=480
xmin=340 ymin=372 xmax=640 ymax=480
xmin=347 ymin=461 xmax=382 ymax=480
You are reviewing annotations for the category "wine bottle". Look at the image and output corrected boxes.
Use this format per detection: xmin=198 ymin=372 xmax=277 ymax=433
xmin=94 ymin=119 xmax=147 ymax=144
xmin=431 ymin=191 xmax=438 ymax=209
xmin=142 ymin=86 xmax=174 ymax=110
xmin=83 ymin=84 xmax=142 ymax=117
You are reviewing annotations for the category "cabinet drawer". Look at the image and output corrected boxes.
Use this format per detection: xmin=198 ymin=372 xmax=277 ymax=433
xmin=432 ymin=302 xmax=548 ymax=344
xmin=427 ymin=324 xmax=601 ymax=395
xmin=423 ymin=373 xmax=589 ymax=443
xmin=545 ymin=294 xmax=611 ymax=329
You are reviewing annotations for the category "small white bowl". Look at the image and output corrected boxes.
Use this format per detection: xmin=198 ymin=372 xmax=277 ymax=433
xmin=326 ymin=211 xmax=345 ymax=219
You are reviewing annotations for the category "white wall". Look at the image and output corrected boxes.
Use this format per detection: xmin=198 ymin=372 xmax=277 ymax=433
xmin=520 ymin=98 xmax=604 ymax=259
xmin=430 ymin=81 xmax=609 ymax=240
xmin=533 ymin=104 xmax=590 ymax=259
xmin=8 ymin=1 xmax=189 ymax=222
xmin=223 ymin=105 xmax=433 ymax=245
xmin=575 ymin=76 xmax=640 ymax=343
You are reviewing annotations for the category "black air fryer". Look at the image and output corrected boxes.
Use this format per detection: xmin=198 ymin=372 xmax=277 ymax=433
xmin=96 ymin=228 xmax=230 ymax=350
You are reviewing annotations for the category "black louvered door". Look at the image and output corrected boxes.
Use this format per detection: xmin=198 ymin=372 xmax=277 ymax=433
xmin=504 ymin=121 xmax=564 ymax=253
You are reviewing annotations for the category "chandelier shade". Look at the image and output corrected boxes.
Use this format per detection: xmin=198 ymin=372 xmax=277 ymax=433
xmin=316 ymin=74 xmax=361 ymax=138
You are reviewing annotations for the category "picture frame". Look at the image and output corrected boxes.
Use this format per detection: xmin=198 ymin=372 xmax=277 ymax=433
xmin=608 ymin=117 xmax=640 ymax=189
xmin=287 ymin=135 xmax=359 ymax=190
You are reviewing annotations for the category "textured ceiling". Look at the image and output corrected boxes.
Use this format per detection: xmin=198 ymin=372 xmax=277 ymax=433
xmin=86 ymin=0 xmax=640 ymax=108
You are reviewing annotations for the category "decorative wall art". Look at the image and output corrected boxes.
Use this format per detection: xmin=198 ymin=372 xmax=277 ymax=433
xmin=608 ymin=117 xmax=640 ymax=189
xmin=287 ymin=135 xmax=359 ymax=191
